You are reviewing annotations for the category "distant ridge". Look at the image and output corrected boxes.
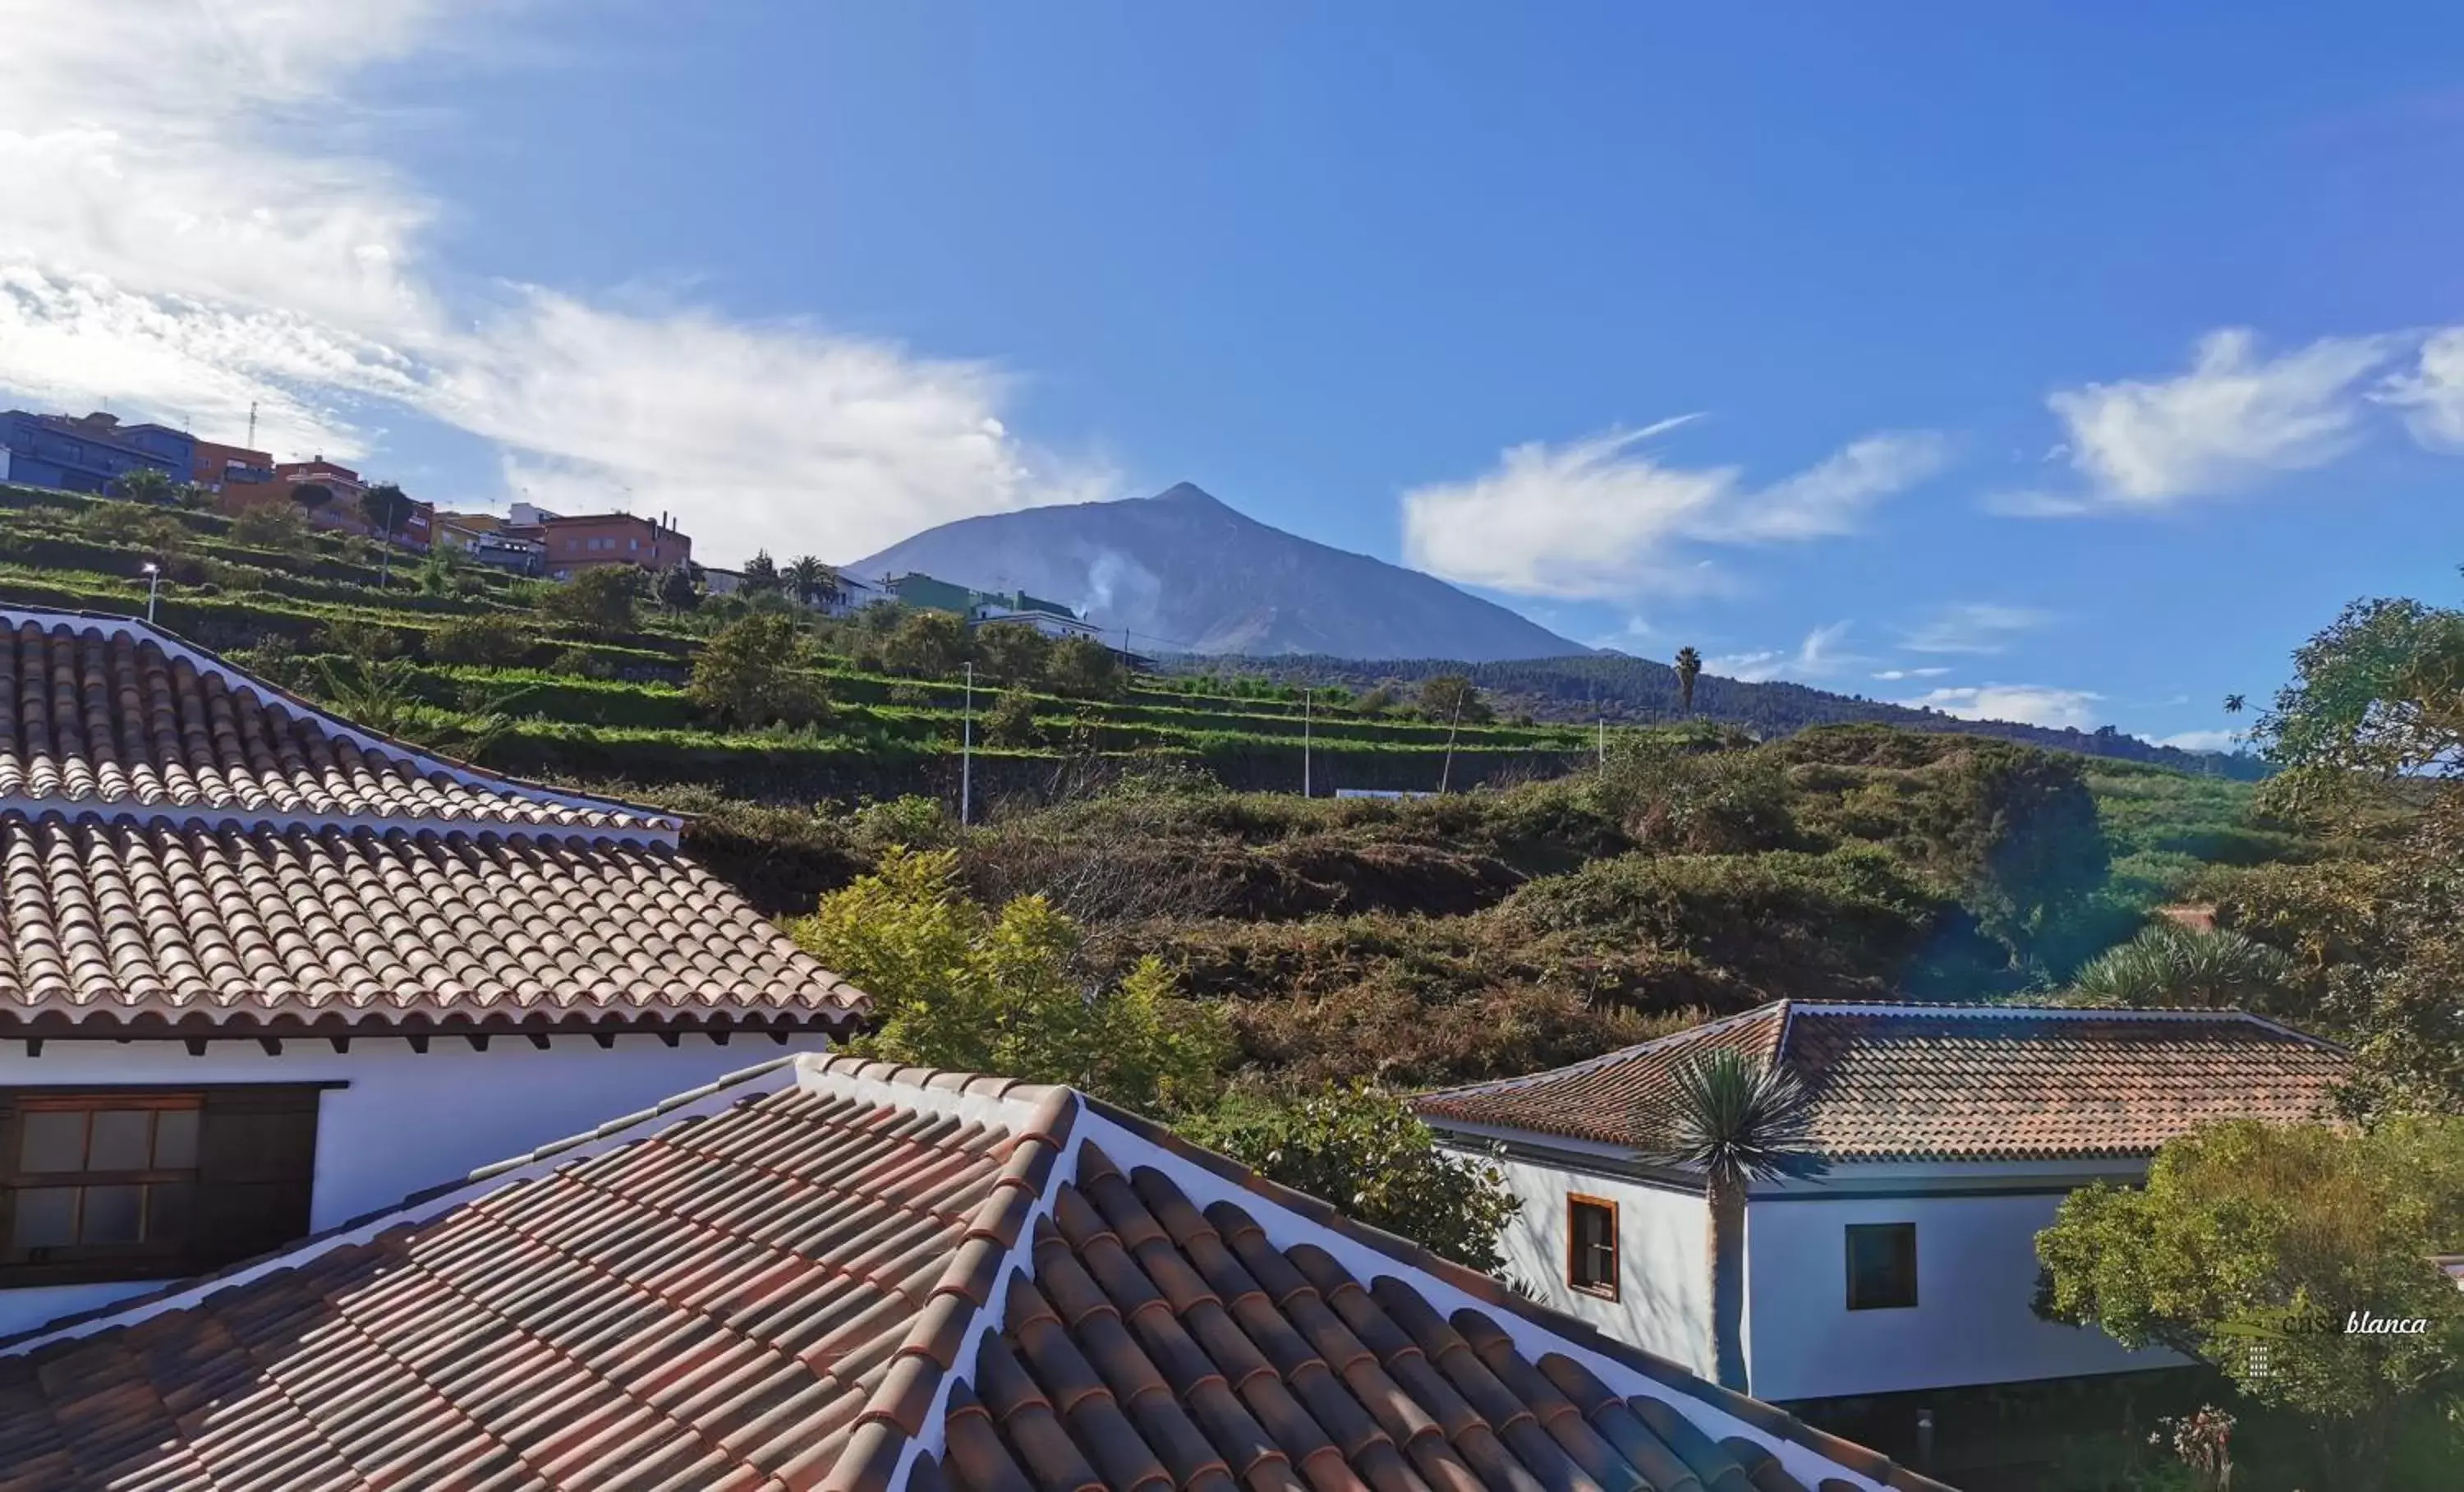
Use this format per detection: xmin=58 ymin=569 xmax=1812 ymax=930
xmin=847 ymin=482 xmax=1589 ymax=662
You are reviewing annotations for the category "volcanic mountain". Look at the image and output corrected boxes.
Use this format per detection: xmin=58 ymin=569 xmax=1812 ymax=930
xmin=846 ymin=482 xmax=1587 ymax=661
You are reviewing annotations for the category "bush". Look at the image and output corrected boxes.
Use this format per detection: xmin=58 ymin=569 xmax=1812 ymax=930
xmin=1046 ymin=635 xmax=1124 ymax=698
xmin=321 ymin=617 xmax=407 ymax=660
xmin=2067 ymin=922 xmax=2296 ymax=1012
xmin=853 ymin=794 xmax=951 ymax=851
xmin=1591 ymin=737 xmax=1796 ymax=853
xmin=539 ymin=566 xmax=644 ymax=637
xmin=229 ymin=504 xmax=312 ymax=554
xmin=550 ymin=646 xmax=616 ymax=680
xmin=427 ymin=612 xmax=538 ymax=667
xmin=791 ymin=848 xmax=1230 ymax=1117
xmin=1182 ymin=1084 xmax=1521 ymax=1273
xmin=983 ymin=687 xmax=1041 ymax=748
xmin=687 ymin=613 xmax=830 ymax=729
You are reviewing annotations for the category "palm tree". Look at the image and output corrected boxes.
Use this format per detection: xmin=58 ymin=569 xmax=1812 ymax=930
xmin=1653 ymin=1047 xmax=1826 ymax=1392
xmin=1673 ymin=646 xmax=1703 ymax=716
xmin=2223 ymin=693 xmax=2246 ymax=716
xmin=784 ymin=555 xmax=841 ymax=610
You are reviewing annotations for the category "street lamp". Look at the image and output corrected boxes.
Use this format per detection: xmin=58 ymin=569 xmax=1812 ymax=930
xmin=140 ymin=562 xmax=161 ymax=624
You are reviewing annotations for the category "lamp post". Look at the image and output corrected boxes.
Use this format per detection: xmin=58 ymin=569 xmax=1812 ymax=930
xmin=140 ymin=562 xmax=161 ymax=623
xmin=960 ymin=661 xmax=975 ymax=827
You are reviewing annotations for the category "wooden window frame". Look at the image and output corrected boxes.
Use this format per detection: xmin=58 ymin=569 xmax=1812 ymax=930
xmin=0 ymin=1084 xmax=326 ymax=1290
xmin=1844 ymin=1221 xmax=1919 ymax=1311
xmin=1565 ymin=1194 xmax=1620 ymax=1301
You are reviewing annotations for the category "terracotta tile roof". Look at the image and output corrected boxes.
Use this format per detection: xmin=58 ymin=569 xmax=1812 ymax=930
xmin=0 ymin=610 xmax=862 ymax=1033
xmin=0 ymin=1056 xmax=1945 ymax=1492
xmin=0 ymin=817 xmax=861 ymax=1032
xmin=0 ymin=615 xmax=669 ymax=836
xmin=1412 ymin=1001 xmax=2352 ymax=1163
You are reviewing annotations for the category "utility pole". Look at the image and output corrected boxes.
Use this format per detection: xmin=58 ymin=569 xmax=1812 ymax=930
xmin=1302 ymin=688 xmax=1312 ymax=799
xmin=1439 ymin=696 xmax=1464 ymax=794
xmin=1597 ymin=712 xmax=1606 ymax=766
xmin=960 ymin=661 xmax=975 ymax=827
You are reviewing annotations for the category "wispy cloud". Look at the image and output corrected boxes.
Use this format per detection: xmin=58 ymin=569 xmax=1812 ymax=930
xmin=1901 ymin=684 xmax=2104 ymax=731
xmin=2377 ymin=326 xmax=2464 ymax=452
xmin=0 ymin=0 xmax=1104 ymax=565
xmin=1400 ymin=425 xmax=1946 ymax=600
xmin=1898 ymin=602 xmax=2050 ymax=655
xmin=1707 ymin=620 xmax=1859 ymax=684
xmin=2002 ymin=328 xmax=2404 ymax=515
xmin=1870 ymin=666 xmax=1950 ymax=680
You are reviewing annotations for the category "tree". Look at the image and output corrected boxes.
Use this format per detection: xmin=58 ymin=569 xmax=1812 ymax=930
xmin=111 ymin=466 xmax=177 ymax=505
xmin=1046 ymin=635 xmax=1124 ymax=698
xmin=784 ymin=555 xmax=841 ymax=610
xmin=1918 ymin=740 xmax=2111 ymax=964
xmin=537 ymin=565 xmax=644 ymax=638
xmin=358 ymin=482 xmax=416 ymax=541
xmin=738 ymin=550 xmax=782 ymax=596
xmin=1651 ymin=1048 xmax=1826 ymax=1391
xmin=972 ymin=621 xmax=1054 ymax=688
xmin=1418 ymin=674 xmax=1490 ymax=725
xmin=427 ymin=613 xmax=536 ymax=667
xmin=289 ymin=481 xmax=336 ymax=514
xmin=687 ymin=613 xmax=829 ymax=728
xmin=657 ymin=562 xmax=704 ymax=614
xmin=2036 ymin=1119 xmax=2464 ymax=1491
xmin=2068 ymin=921 xmax=2294 ymax=1012
xmin=1184 ymin=1085 xmax=1522 ymax=1273
xmin=790 ymin=848 xmax=1230 ymax=1117
xmin=1673 ymin=647 xmax=1703 ymax=716
xmin=882 ymin=609 xmax=968 ymax=678
xmin=2223 ymin=693 xmax=2247 ymax=716
xmin=230 ymin=503 xmax=310 ymax=554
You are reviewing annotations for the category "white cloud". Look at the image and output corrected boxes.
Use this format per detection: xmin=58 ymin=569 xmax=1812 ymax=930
xmin=1901 ymin=684 xmax=2104 ymax=731
xmin=2033 ymin=328 xmax=2402 ymax=511
xmin=2157 ymin=729 xmax=2241 ymax=753
xmin=1870 ymin=666 xmax=1950 ymax=680
xmin=1707 ymin=620 xmax=1858 ymax=684
xmin=1400 ymin=426 xmax=1946 ymax=601
xmin=0 ymin=0 xmax=1101 ymax=566
xmin=1899 ymin=602 xmax=2049 ymax=655
xmin=2378 ymin=325 xmax=2464 ymax=451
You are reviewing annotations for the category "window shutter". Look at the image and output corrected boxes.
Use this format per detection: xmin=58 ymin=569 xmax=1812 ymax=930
xmin=191 ymin=1087 xmax=321 ymax=1265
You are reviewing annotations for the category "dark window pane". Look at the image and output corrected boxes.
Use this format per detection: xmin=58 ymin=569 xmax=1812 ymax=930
xmin=12 ymin=1186 xmax=78 ymax=1248
xmin=1846 ymin=1223 xmax=1918 ymax=1310
xmin=153 ymin=1109 xmax=200 ymax=1169
xmin=88 ymin=1110 xmax=154 ymax=1172
xmin=146 ymin=1181 xmax=193 ymax=1243
xmin=1570 ymin=1200 xmax=1617 ymax=1293
xmin=81 ymin=1184 xmax=143 ymax=1245
xmin=20 ymin=1111 xmax=87 ymax=1172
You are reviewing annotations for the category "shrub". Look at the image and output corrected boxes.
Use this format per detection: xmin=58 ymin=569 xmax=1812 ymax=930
xmin=853 ymin=794 xmax=952 ymax=851
xmin=550 ymin=646 xmax=616 ymax=680
xmin=321 ymin=617 xmax=407 ymax=660
xmin=1591 ymin=737 xmax=1796 ymax=853
xmin=1182 ymin=1085 xmax=1521 ymax=1273
xmin=1046 ymin=635 xmax=1124 ymax=698
xmin=427 ymin=612 xmax=538 ymax=667
xmin=791 ymin=847 xmax=1230 ymax=1117
xmin=687 ymin=613 xmax=830 ymax=729
xmin=539 ymin=566 xmax=644 ymax=637
xmin=881 ymin=610 xmax=966 ymax=678
xmin=983 ymin=687 xmax=1041 ymax=747
xmin=2067 ymin=922 xmax=2296 ymax=1012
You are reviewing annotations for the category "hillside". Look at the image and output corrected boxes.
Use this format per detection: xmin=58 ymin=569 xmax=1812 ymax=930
xmin=1183 ymin=651 xmax=2269 ymax=779
xmin=848 ymin=481 xmax=1589 ymax=661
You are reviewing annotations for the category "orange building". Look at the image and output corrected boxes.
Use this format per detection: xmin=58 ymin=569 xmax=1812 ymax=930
xmin=537 ymin=512 xmax=691 ymax=580
xmin=189 ymin=440 xmax=274 ymax=491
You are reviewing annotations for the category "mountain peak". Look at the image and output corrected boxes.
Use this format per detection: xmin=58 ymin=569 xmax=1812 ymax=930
xmin=1147 ymin=481 xmax=1229 ymax=509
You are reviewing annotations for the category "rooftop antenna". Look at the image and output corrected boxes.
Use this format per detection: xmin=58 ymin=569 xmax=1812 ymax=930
xmin=246 ymin=401 xmax=257 ymax=449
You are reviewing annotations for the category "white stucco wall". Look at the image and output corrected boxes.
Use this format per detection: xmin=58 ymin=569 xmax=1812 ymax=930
xmin=1743 ymin=1189 xmax=2183 ymax=1401
xmin=0 ymin=1033 xmax=833 ymax=1338
xmin=1470 ymin=1148 xmax=1713 ymax=1378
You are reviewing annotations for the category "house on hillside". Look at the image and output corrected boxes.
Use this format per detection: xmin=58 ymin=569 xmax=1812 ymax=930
xmin=0 ymin=412 xmax=195 ymax=496
xmin=0 ymin=607 xmax=864 ymax=1338
xmin=536 ymin=510 xmax=692 ymax=580
xmin=0 ymin=1053 xmax=1942 ymax=1492
xmin=1413 ymin=1001 xmax=2351 ymax=1404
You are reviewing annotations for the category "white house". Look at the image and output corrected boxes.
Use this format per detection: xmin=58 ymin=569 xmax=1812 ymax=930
xmin=1414 ymin=1000 xmax=2351 ymax=1404
xmin=0 ymin=608 xmax=866 ymax=1338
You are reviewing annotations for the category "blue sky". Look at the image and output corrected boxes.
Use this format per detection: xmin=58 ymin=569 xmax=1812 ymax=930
xmin=5 ymin=3 xmax=2462 ymax=746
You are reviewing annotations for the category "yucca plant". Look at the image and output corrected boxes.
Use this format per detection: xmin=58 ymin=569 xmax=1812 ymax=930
xmin=2069 ymin=922 xmax=2292 ymax=1011
xmin=1653 ymin=1047 xmax=1827 ymax=1391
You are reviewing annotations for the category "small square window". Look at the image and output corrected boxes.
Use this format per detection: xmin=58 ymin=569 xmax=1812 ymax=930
xmin=1846 ymin=1223 xmax=1918 ymax=1310
xmin=1567 ymin=1195 xmax=1618 ymax=1299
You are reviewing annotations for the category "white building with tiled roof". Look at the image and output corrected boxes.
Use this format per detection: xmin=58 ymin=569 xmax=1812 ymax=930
xmin=0 ymin=1054 xmax=1946 ymax=1492
xmin=1413 ymin=1000 xmax=2352 ymax=1406
xmin=0 ymin=610 xmax=867 ymax=1337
